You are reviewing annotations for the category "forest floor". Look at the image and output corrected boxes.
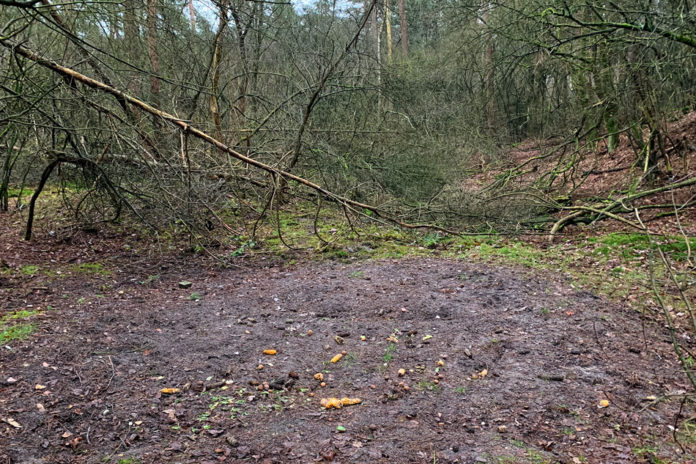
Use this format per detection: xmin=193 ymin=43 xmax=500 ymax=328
xmin=2 ymin=113 xmax=696 ymax=463
xmin=1 ymin=212 xmax=696 ymax=464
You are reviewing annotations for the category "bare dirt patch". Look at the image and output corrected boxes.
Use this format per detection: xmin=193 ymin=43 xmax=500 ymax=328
xmin=1 ymin=251 xmax=693 ymax=463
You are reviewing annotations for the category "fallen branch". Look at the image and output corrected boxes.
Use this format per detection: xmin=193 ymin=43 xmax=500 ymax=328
xmin=1 ymin=38 xmax=464 ymax=237
xmin=549 ymin=176 xmax=696 ymax=242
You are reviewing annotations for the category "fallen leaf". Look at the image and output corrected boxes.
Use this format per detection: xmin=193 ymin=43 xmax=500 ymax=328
xmin=334 ymin=336 xmax=344 ymax=345
xmin=422 ymin=335 xmax=433 ymax=342
xmin=314 ymin=373 xmax=324 ymax=382
xmin=340 ymin=397 xmax=361 ymax=406
xmin=598 ymin=399 xmax=610 ymax=408
xmin=263 ymin=349 xmax=277 ymax=355
xmin=336 ymin=425 xmax=346 ymax=432
xmin=320 ymin=397 xmax=362 ymax=409
xmin=479 ymin=369 xmax=488 ymax=378
xmin=62 ymin=431 xmax=73 ymax=438
xmin=398 ymin=368 xmax=406 ymax=377
xmin=321 ymin=398 xmax=343 ymax=409
xmin=160 ymin=388 xmax=181 ymax=395
xmin=4 ymin=417 xmax=21 ymax=428
xmin=436 ymin=360 xmax=445 ymax=367
xmin=330 ymin=354 xmax=343 ymax=363
xmin=35 ymin=384 xmax=47 ymax=390
xmin=36 ymin=403 xmax=45 ymax=413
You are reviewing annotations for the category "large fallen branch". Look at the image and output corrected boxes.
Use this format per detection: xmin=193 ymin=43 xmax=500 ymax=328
xmin=549 ymin=176 xmax=696 ymax=242
xmin=0 ymin=38 xmax=463 ymax=237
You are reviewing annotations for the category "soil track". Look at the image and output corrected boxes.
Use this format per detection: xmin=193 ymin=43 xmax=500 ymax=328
xmin=1 ymin=254 xmax=692 ymax=463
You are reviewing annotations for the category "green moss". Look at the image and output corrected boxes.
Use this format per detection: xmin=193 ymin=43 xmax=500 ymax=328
xmin=589 ymin=232 xmax=696 ymax=261
xmin=6 ymin=186 xmax=34 ymax=198
xmin=20 ymin=265 xmax=39 ymax=275
xmin=69 ymin=262 xmax=111 ymax=276
xmin=4 ymin=309 xmax=42 ymax=320
xmin=0 ymin=308 xmax=44 ymax=342
xmin=0 ymin=323 xmax=35 ymax=342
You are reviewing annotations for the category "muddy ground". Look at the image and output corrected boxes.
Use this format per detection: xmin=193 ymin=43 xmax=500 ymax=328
xmin=1 ymin=237 xmax=694 ymax=464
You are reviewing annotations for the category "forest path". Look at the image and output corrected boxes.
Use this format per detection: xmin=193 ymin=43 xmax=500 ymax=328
xmin=1 ymin=255 xmax=691 ymax=463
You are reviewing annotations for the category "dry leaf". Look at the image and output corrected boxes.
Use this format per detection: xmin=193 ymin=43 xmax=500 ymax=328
xmin=340 ymin=397 xmax=361 ymax=406
xmin=479 ymin=369 xmax=488 ymax=378
xmin=35 ymin=384 xmax=47 ymax=390
xmin=321 ymin=398 xmax=343 ymax=409
xmin=398 ymin=368 xmax=406 ymax=377
xmin=263 ymin=349 xmax=277 ymax=355
xmin=598 ymin=399 xmax=610 ymax=408
xmin=314 ymin=373 xmax=324 ymax=381
xmin=160 ymin=388 xmax=181 ymax=395
xmin=330 ymin=354 xmax=343 ymax=363
xmin=36 ymin=403 xmax=45 ymax=413
xmin=4 ymin=417 xmax=21 ymax=429
xmin=320 ymin=397 xmax=361 ymax=409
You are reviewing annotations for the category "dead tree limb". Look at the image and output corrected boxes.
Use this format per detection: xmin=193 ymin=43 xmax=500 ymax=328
xmin=549 ymin=176 xmax=696 ymax=242
xmin=0 ymin=38 xmax=464 ymax=237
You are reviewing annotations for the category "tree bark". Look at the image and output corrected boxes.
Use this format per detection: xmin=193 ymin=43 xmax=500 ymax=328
xmin=399 ymin=0 xmax=408 ymax=56
xmin=210 ymin=5 xmax=228 ymax=143
xmin=188 ymin=0 xmax=196 ymax=30
xmin=386 ymin=0 xmax=392 ymax=64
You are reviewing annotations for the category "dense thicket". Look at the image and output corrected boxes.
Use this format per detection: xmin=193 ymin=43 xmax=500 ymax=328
xmin=1 ymin=0 xmax=695 ymax=235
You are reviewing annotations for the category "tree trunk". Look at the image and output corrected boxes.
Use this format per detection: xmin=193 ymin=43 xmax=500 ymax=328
xmin=210 ymin=6 xmax=227 ymax=143
xmin=483 ymin=6 xmax=495 ymax=135
xmin=146 ymin=0 xmax=160 ymax=106
xmin=146 ymin=0 xmax=162 ymax=148
xmin=187 ymin=0 xmax=196 ymax=30
xmin=399 ymin=0 xmax=408 ymax=56
xmin=386 ymin=0 xmax=392 ymax=64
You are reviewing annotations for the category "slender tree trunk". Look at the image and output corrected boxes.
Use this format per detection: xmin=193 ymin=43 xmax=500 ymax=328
xmin=187 ymin=0 xmax=196 ymax=30
xmin=399 ymin=0 xmax=408 ymax=56
xmin=210 ymin=6 xmax=227 ymax=143
xmin=146 ymin=0 xmax=160 ymax=106
xmin=123 ymin=0 xmax=139 ymax=61
xmin=483 ymin=5 xmax=495 ymax=135
xmin=146 ymin=0 xmax=163 ymax=149
xmin=386 ymin=0 xmax=392 ymax=64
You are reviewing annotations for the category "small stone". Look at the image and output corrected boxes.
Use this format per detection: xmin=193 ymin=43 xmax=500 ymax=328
xmin=398 ymin=368 xmax=406 ymax=377
xmin=497 ymin=425 xmax=508 ymax=433
xmin=463 ymin=349 xmax=472 ymax=358
xmin=288 ymin=371 xmax=299 ymax=379
xmin=168 ymin=441 xmax=184 ymax=452
xmin=369 ymin=424 xmax=378 ymax=431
